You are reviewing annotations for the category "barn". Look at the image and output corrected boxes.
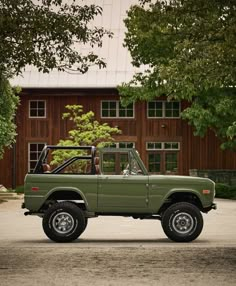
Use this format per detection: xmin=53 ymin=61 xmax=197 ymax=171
xmin=1 ymin=0 xmax=236 ymax=188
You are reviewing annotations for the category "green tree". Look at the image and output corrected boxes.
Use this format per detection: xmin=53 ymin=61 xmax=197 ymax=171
xmin=51 ymin=104 xmax=121 ymax=170
xmin=0 ymin=76 xmax=19 ymax=159
xmin=0 ymin=0 xmax=112 ymax=157
xmin=0 ymin=0 xmax=112 ymax=75
xmin=119 ymin=0 xmax=236 ymax=149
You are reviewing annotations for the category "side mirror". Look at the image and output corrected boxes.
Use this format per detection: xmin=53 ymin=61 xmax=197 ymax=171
xmin=123 ymin=169 xmax=129 ymax=177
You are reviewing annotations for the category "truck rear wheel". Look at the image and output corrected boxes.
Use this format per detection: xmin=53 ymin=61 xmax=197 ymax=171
xmin=42 ymin=201 xmax=85 ymax=242
xmin=161 ymin=202 xmax=203 ymax=242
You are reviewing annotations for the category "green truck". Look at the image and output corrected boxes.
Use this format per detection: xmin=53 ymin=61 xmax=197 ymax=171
xmin=22 ymin=145 xmax=216 ymax=243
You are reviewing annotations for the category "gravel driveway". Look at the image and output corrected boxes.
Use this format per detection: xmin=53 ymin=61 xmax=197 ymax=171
xmin=0 ymin=198 xmax=236 ymax=285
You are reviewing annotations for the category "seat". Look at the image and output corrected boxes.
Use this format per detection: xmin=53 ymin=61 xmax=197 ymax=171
xmin=42 ymin=164 xmax=51 ymax=173
xmin=94 ymin=157 xmax=100 ymax=174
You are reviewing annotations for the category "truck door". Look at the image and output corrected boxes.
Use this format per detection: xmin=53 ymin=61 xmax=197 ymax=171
xmin=97 ymin=151 xmax=149 ymax=211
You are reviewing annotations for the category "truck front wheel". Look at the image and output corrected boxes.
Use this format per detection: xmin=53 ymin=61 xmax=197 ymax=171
xmin=161 ymin=202 xmax=203 ymax=242
xmin=42 ymin=202 xmax=85 ymax=242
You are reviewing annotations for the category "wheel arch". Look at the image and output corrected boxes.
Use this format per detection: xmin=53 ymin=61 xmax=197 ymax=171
xmin=158 ymin=189 xmax=203 ymax=215
xmin=41 ymin=187 xmax=88 ymax=210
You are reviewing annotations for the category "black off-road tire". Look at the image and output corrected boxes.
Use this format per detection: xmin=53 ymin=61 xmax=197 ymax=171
xmin=83 ymin=217 xmax=88 ymax=232
xmin=161 ymin=202 xmax=203 ymax=242
xmin=42 ymin=201 xmax=85 ymax=242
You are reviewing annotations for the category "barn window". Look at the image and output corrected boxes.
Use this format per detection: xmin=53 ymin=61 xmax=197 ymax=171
xmin=109 ymin=142 xmax=135 ymax=148
xmin=101 ymin=101 xmax=134 ymax=118
xmin=146 ymin=142 xmax=180 ymax=174
xmin=147 ymin=101 xmax=180 ymax=118
xmin=29 ymin=100 xmax=46 ymax=118
xmin=28 ymin=143 xmax=46 ymax=172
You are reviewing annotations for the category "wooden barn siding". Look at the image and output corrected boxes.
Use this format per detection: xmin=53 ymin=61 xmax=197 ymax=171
xmin=0 ymin=148 xmax=13 ymax=188
xmin=1 ymin=88 xmax=236 ymax=187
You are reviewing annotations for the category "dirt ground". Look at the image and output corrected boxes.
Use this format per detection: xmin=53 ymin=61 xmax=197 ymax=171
xmin=0 ymin=198 xmax=236 ymax=285
xmin=0 ymin=246 xmax=236 ymax=286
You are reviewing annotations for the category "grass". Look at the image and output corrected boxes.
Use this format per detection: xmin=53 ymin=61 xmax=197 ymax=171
xmin=7 ymin=185 xmax=24 ymax=194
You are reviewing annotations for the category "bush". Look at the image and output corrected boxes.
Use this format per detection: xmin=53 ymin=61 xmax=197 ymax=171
xmin=215 ymin=183 xmax=236 ymax=200
xmin=14 ymin=185 xmax=24 ymax=194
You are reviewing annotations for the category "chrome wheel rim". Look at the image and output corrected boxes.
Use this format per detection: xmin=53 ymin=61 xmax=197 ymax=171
xmin=52 ymin=212 xmax=74 ymax=234
xmin=172 ymin=212 xmax=194 ymax=234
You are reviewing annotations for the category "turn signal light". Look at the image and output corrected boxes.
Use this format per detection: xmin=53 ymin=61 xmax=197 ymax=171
xmin=202 ymin=189 xmax=210 ymax=195
xmin=31 ymin=187 xmax=39 ymax=192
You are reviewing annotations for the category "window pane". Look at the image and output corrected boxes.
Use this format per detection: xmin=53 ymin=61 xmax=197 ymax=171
xmin=147 ymin=143 xmax=154 ymax=150
xmin=110 ymin=110 xmax=116 ymax=117
xmin=102 ymin=110 xmax=108 ymax=117
xmin=38 ymin=144 xmax=45 ymax=150
xmin=120 ymin=153 xmax=129 ymax=171
xmin=109 ymin=102 xmax=116 ymax=109
xmin=38 ymin=101 xmax=45 ymax=109
xmin=164 ymin=143 xmax=172 ymax=149
xmin=30 ymin=153 xmax=37 ymax=160
xmin=127 ymin=110 xmax=133 ymax=117
xmin=30 ymin=144 xmax=37 ymax=152
xmin=103 ymin=154 xmax=115 ymax=173
xmin=173 ymin=110 xmax=180 ymax=117
xmin=155 ymin=102 xmax=163 ymax=109
xmin=148 ymin=110 xmax=155 ymax=117
xmin=155 ymin=110 xmax=163 ymax=117
xmin=148 ymin=153 xmax=161 ymax=172
xmin=126 ymin=142 xmax=134 ymax=148
xmin=172 ymin=143 xmax=179 ymax=149
xmin=165 ymin=153 xmax=178 ymax=172
xmin=30 ymin=109 xmax=37 ymax=117
xmin=165 ymin=110 xmax=172 ymax=117
xmin=102 ymin=102 xmax=108 ymax=109
xmin=38 ymin=109 xmax=45 ymax=117
xmin=119 ymin=143 xmax=126 ymax=148
xmin=165 ymin=102 xmax=172 ymax=109
xmin=148 ymin=102 xmax=155 ymax=109
xmin=155 ymin=143 xmax=162 ymax=149
xmin=30 ymin=101 xmax=37 ymax=109
xmin=173 ymin=102 xmax=180 ymax=109
xmin=30 ymin=161 xmax=36 ymax=170
xmin=119 ymin=110 xmax=126 ymax=117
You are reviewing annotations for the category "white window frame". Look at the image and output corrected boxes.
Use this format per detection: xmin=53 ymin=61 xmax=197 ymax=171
xmin=28 ymin=142 xmax=46 ymax=172
xmin=147 ymin=101 xmax=180 ymax=118
xmin=101 ymin=100 xmax=134 ymax=118
xmin=29 ymin=100 xmax=46 ymax=118
xmin=110 ymin=142 xmax=135 ymax=148
xmin=146 ymin=142 xmax=180 ymax=151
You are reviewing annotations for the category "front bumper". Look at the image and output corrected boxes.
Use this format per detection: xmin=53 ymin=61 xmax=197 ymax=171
xmin=204 ymin=202 xmax=217 ymax=212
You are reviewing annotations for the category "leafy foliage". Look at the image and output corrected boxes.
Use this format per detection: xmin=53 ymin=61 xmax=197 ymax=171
xmin=0 ymin=0 xmax=112 ymax=159
xmin=51 ymin=105 xmax=121 ymax=169
xmin=0 ymin=76 xmax=20 ymax=159
xmin=0 ymin=0 xmax=112 ymax=75
xmin=215 ymin=183 xmax=236 ymax=200
xmin=119 ymin=0 xmax=236 ymax=149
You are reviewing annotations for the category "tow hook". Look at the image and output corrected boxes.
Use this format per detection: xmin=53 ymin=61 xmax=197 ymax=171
xmin=212 ymin=203 xmax=217 ymax=210
xmin=24 ymin=211 xmax=31 ymax=216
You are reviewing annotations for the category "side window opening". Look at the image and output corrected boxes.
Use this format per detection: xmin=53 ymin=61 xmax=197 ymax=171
xmin=102 ymin=152 xmax=129 ymax=175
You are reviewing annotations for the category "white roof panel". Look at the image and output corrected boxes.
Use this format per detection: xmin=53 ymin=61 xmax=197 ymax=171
xmin=10 ymin=0 xmax=141 ymax=88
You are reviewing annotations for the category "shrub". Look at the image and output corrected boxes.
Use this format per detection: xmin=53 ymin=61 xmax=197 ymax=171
xmin=215 ymin=183 xmax=236 ymax=200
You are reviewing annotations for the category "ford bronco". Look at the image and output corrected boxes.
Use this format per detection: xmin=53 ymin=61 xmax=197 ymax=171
xmin=22 ymin=145 xmax=216 ymax=242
